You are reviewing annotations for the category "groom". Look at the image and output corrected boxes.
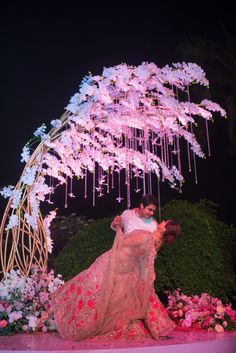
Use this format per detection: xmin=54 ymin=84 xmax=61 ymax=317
xmin=111 ymin=194 xmax=158 ymax=235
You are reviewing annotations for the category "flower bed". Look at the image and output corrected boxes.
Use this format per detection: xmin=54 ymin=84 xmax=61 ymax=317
xmin=1 ymin=267 xmax=236 ymax=335
xmin=166 ymin=289 xmax=236 ymax=332
xmin=0 ymin=266 xmax=64 ymax=335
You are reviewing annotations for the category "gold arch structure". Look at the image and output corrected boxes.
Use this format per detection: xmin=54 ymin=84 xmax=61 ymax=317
xmin=0 ymin=112 xmax=69 ymax=278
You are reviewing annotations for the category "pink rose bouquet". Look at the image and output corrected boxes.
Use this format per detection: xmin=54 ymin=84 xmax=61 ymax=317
xmin=166 ymin=289 xmax=236 ymax=332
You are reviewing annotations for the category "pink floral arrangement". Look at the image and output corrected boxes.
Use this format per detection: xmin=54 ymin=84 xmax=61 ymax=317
xmin=0 ymin=62 xmax=226 ymax=253
xmin=166 ymin=289 xmax=236 ymax=332
xmin=0 ymin=265 xmax=64 ymax=335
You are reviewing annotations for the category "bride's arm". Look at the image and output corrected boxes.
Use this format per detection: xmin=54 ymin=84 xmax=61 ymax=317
xmin=122 ymin=230 xmax=151 ymax=247
xmin=152 ymin=221 xmax=167 ymax=250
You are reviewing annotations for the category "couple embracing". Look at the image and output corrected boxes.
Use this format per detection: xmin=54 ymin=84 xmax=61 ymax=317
xmin=52 ymin=194 xmax=181 ymax=341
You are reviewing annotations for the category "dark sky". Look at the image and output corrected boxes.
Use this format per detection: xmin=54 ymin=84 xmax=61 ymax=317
xmin=0 ymin=1 xmax=236 ymax=225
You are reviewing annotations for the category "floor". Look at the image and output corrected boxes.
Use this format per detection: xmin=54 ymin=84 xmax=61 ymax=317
xmin=0 ymin=329 xmax=236 ymax=353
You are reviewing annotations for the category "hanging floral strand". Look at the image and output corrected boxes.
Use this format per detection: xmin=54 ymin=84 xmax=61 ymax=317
xmin=0 ymin=62 xmax=226 ymax=276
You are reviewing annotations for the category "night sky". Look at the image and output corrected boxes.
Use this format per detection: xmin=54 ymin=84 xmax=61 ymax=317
xmin=1 ymin=1 xmax=236 ymax=225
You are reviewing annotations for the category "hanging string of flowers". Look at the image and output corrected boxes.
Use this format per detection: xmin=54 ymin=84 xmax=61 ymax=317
xmin=0 ymin=62 xmax=226 ymax=276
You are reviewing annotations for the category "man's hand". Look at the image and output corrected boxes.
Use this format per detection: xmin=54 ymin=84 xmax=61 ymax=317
xmin=111 ymin=215 xmax=121 ymax=229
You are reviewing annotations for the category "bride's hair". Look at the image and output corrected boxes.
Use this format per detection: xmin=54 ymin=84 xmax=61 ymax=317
xmin=162 ymin=219 xmax=181 ymax=241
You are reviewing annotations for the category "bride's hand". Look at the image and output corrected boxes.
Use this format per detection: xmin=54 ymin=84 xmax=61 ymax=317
xmin=158 ymin=221 xmax=167 ymax=235
xmin=152 ymin=221 xmax=166 ymax=245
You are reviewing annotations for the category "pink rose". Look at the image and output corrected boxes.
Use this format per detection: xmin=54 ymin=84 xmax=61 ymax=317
xmin=216 ymin=306 xmax=226 ymax=315
xmin=193 ymin=295 xmax=199 ymax=302
xmin=209 ymin=317 xmax=215 ymax=325
xmin=0 ymin=320 xmax=8 ymax=328
xmin=41 ymin=311 xmax=48 ymax=321
xmin=172 ymin=310 xmax=179 ymax=318
xmin=182 ymin=315 xmax=192 ymax=328
xmin=223 ymin=321 xmax=228 ymax=328
xmin=215 ymin=324 xmax=224 ymax=333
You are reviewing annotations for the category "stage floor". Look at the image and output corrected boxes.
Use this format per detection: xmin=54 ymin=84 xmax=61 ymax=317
xmin=0 ymin=329 xmax=236 ymax=353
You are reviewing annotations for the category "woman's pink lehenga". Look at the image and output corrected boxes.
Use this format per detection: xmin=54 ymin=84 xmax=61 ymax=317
xmin=51 ymin=230 xmax=175 ymax=341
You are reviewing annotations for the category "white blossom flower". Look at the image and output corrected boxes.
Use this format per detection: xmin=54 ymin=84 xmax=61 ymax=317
xmin=21 ymin=145 xmax=31 ymax=163
xmin=0 ymin=185 xmax=14 ymax=199
xmin=11 ymin=189 xmax=22 ymax=209
xmin=200 ymin=99 xmax=226 ymax=117
xmin=21 ymin=165 xmax=38 ymax=186
xmin=43 ymin=211 xmax=56 ymax=236
xmin=41 ymin=134 xmax=50 ymax=143
xmin=65 ymin=93 xmax=80 ymax=113
xmin=8 ymin=310 xmax=23 ymax=323
xmin=25 ymin=213 xmax=38 ymax=230
xmin=27 ymin=315 xmax=37 ymax=329
xmin=50 ymin=119 xmax=62 ymax=128
xmin=48 ymin=276 xmax=64 ymax=293
xmin=0 ymin=285 xmax=10 ymax=299
xmin=6 ymin=214 xmax=19 ymax=230
xmin=33 ymin=123 xmax=47 ymax=137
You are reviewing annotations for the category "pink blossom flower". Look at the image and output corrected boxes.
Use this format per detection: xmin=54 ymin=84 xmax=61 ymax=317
xmin=0 ymin=320 xmax=8 ymax=328
xmin=216 ymin=305 xmax=226 ymax=315
xmin=193 ymin=295 xmax=199 ymax=303
xmin=40 ymin=311 xmax=48 ymax=322
xmin=223 ymin=321 xmax=228 ymax=328
xmin=209 ymin=317 xmax=215 ymax=325
xmin=39 ymin=291 xmax=49 ymax=303
xmin=182 ymin=315 xmax=192 ymax=328
xmin=215 ymin=324 xmax=224 ymax=333
xmin=172 ymin=310 xmax=179 ymax=318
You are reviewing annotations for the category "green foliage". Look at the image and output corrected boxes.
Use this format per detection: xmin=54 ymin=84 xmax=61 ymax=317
xmin=54 ymin=200 xmax=236 ymax=302
xmin=54 ymin=218 xmax=114 ymax=281
xmin=155 ymin=199 xmax=236 ymax=302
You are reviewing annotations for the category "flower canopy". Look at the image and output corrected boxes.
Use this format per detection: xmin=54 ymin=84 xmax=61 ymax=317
xmin=0 ymin=62 xmax=226 ymax=276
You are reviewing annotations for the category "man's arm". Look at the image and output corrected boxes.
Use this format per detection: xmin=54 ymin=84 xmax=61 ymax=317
xmin=111 ymin=215 xmax=122 ymax=231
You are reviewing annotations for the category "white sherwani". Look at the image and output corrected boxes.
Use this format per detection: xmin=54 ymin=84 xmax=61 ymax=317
xmin=120 ymin=209 xmax=157 ymax=234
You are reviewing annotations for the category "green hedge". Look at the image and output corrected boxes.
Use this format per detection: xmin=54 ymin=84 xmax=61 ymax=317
xmin=155 ymin=200 xmax=236 ymax=302
xmin=54 ymin=217 xmax=114 ymax=281
xmin=54 ymin=200 xmax=236 ymax=302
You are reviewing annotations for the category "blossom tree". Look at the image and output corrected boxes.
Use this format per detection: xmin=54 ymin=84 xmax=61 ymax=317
xmin=0 ymin=62 xmax=226 ymax=277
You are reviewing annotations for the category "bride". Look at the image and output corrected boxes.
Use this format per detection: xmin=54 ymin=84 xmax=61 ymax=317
xmin=52 ymin=219 xmax=181 ymax=341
